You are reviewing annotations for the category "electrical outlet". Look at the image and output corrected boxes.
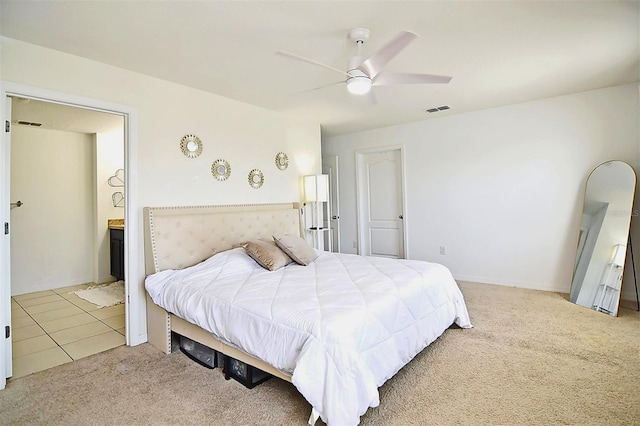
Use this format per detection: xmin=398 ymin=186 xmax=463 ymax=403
xmin=353 ymin=241 xmax=358 ymax=249
xmin=439 ymin=246 xmax=447 ymax=255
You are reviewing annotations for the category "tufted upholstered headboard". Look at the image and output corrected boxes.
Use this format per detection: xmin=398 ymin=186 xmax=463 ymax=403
xmin=143 ymin=203 xmax=303 ymax=275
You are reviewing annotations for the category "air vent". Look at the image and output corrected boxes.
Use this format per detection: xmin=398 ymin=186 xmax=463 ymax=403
xmin=425 ymin=105 xmax=450 ymax=114
xmin=16 ymin=120 xmax=42 ymax=127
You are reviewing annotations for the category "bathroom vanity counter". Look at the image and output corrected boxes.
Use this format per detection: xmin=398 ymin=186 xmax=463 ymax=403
xmin=108 ymin=218 xmax=125 ymax=230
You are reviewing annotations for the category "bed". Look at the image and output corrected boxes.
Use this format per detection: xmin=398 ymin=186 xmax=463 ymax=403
xmin=143 ymin=203 xmax=472 ymax=425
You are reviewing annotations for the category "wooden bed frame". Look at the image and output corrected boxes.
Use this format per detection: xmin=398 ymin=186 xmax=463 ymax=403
xmin=143 ymin=203 xmax=304 ymax=384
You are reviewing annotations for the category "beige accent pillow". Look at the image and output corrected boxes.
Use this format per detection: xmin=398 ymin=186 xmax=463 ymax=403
xmin=242 ymin=240 xmax=293 ymax=271
xmin=273 ymin=234 xmax=318 ymax=266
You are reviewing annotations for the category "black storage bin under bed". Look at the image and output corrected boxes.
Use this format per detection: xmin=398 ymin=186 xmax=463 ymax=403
xmin=223 ymin=355 xmax=272 ymax=389
xmin=179 ymin=335 xmax=222 ymax=369
xmin=179 ymin=335 xmax=272 ymax=389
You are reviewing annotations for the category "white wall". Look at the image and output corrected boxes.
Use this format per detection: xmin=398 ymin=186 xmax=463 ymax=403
xmin=10 ymin=126 xmax=94 ymax=294
xmin=323 ymin=84 xmax=640 ymax=296
xmin=95 ymin=125 xmax=125 ymax=284
xmin=1 ymin=37 xmax=321 ymax=343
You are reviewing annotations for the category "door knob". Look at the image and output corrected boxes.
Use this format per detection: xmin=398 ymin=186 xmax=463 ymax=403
xmin=399 ymin=215 xmax=403 ymax=219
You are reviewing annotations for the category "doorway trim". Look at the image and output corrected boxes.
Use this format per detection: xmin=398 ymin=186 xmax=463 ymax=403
xmin=354 ymin=144 xmax=408 ymax=259
xmin=322 ymin=155 xmax=340 ymax=253
xmin=0 ymin=81 xmax=140 ymax=389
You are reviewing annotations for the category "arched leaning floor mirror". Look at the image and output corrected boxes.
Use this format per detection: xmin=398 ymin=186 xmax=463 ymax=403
xmin=570 ymin=161 xmax=636 ymax=316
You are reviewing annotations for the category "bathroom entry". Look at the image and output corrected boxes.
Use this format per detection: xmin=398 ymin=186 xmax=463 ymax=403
xmin=8 ymin=96 xmax=126 ymax=377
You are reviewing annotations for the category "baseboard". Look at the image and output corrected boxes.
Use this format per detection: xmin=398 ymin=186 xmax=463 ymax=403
xmin=455 ymin=274 xmax=640 ymax=308
xmin=453 ymin=274 xmax=568 ymax=293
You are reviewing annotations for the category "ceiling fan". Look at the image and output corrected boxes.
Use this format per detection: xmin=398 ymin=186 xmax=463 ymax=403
xmin=275 ymin=28 xmax=452 ymax=103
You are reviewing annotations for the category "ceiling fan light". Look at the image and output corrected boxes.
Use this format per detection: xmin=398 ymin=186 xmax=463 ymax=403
xmin=346 ymin=76 xmax=372 ymax=95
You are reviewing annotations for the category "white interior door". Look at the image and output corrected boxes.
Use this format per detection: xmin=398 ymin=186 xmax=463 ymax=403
xmin=1 ymin=96 xmax=14 ymax=388
xmin=322 ymin=156 xmax=340 ymax=253
xmin=11 ymin=126 xmax=95 ymax=295
xmin=357 ymin=148 xmax=405 ymax=258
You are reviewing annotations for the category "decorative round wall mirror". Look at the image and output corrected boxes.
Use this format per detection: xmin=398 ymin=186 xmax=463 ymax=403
xmin=248 ymin=169 xmax=264 ymax=189
xmin=180 ymin=134 xmax=203 ymax=158
xmin=569 ymin=160 xmax=636 ymax=316
xmin=275 ymin=152 xmax=289 ymax=170
xmin=211 ymin=159 xmax=231 ymax=181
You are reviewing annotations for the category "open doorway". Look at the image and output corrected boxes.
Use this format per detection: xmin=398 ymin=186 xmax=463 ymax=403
xmin=8 ymin=97 xmax=126 ymax=378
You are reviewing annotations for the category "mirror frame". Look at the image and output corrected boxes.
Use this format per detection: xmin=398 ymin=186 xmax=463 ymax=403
xmin=248 ymin=168 xmax=264 ymax=189
xmin=569 ymin=160 xmax=636 ymax=316
xmin=211 ymin=159 xmax=231 ymax=181
xmin=180 ymin=134 xmax=203 ymax=159
xmin=275 ymin=152 xmax=289 ymax=170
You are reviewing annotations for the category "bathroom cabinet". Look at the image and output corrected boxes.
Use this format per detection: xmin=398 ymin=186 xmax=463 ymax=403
xmin=110 ymin=228 xmax=125 ymax=280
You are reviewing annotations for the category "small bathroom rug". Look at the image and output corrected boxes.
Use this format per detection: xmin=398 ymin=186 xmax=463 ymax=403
xmin=73 ymin=281 xmax=125 ymax=308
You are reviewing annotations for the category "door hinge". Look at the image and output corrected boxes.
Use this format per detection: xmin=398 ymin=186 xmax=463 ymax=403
xmin=5 ymin=120 xmax=9 ymax=132
xmin=5 ymin=326 xmax=9 ymax=339
xmin=4 ymin=222 xmax=8 ymax=235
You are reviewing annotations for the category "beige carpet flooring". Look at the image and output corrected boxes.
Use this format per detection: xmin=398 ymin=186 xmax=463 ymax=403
xmin=1 ymin=281 xmax=639 ymax=425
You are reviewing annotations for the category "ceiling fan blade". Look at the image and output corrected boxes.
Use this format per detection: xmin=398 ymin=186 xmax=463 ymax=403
xmin=290 ymin=81 xmax=344 ymax=96
xmin=358 ymin=31 xmax=418 ymax=78
xmin=373 ymin=72 xmax=452 ymax=85
xmin=275 ymin=51 xmax=352 ymax=78
xmin=364 ymin=90 xmax=377 ymax=106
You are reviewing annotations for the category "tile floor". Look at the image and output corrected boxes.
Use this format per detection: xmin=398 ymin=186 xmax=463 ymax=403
xmin=10 ymin=283 xmax=125 ymax=379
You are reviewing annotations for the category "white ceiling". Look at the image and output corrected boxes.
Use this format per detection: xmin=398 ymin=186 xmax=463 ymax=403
xmin=10 ymin=97 xmax=124 ymax=134
xmin=1 ymin=1 xmax=638 ymax=137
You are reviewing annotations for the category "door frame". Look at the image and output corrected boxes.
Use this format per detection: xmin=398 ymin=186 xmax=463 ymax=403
xmin=1 ymin=97 xmax=12 ymax=387
xmin=354 ymin=145 xmax=408 ymax=258
xmin=0 ymin=82 xmax=140 ymax=390
xmin=322 ymin=155 xmax=340 ymax=253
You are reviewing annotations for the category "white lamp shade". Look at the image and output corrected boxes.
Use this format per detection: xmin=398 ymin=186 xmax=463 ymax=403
xmin=316 ymin=175 xmax=329 ymax=202
xmin=304 ymin=175 xmax=329 ymax=202
xmin=303 ymin=176 xmax=317 ymax=202
xmin=611 ymin=244 xmax=626 ymax=267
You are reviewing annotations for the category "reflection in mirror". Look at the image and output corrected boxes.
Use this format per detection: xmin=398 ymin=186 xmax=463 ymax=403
xmin=570 ymin=161 xmax=636 ymax=316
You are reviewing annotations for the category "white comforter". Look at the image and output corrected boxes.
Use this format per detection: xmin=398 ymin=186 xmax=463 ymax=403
xmin=145 ymin=248 xmax=471 ymax=425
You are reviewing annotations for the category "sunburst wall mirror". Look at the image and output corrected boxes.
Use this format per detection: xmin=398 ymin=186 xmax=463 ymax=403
xmin=180 ymin=134 xmax=203 ymax=159
xmin=275 ymin=152 xmax=289 ymax=170
xmin=211 ymin=159 xmax=231 ymax=181
xmin=248 ymin=169 xmax=264 ymax=189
